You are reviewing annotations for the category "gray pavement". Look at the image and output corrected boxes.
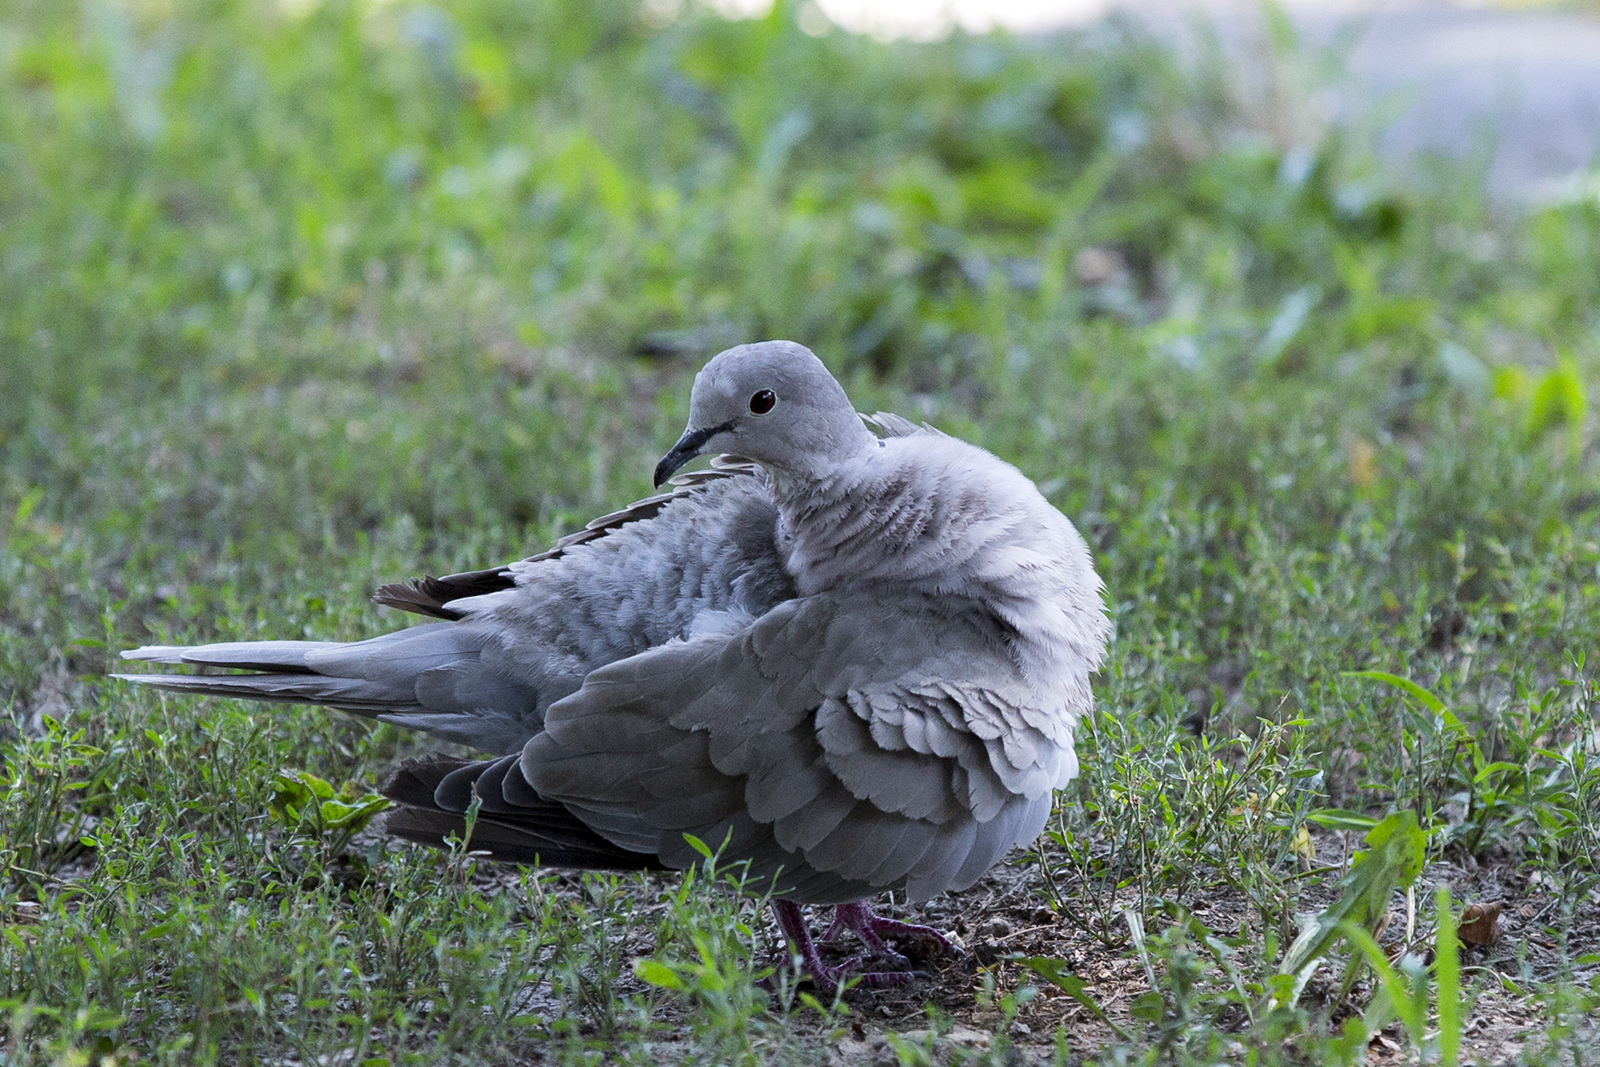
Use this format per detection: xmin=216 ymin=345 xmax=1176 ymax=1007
xmin=1117 ymin=0 xmax=1600 ymax=194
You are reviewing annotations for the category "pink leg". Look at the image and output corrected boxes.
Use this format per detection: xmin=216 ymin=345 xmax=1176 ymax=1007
xmin=824 ymin=900 xmax=963 ymax=963
xmin=821 ymin=902 xmax=907 ymax=964
xmin=769 ymin=900 xmax=922 ymax=996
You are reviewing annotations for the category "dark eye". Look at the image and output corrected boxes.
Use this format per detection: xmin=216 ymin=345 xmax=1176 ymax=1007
xmin=749 ymin=389 xmax=776 ymax=415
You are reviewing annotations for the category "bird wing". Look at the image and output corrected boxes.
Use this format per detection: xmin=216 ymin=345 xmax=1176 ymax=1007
xmin=860 ymin=411 xmax=947 ymax=439
xmin=373 ymin=458 xmax=763 ymax=620
xmin=520 ymin=591 xmax=1074 ymax=903
xmin=118 ymin=459 xmax=793 ymax=755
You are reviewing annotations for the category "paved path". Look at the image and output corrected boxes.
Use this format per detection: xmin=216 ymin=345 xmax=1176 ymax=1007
xmin=1121 ymin=0 xmax=1600 ymax=194
xmin=820 ymin=0 xmax=1599 ymax=193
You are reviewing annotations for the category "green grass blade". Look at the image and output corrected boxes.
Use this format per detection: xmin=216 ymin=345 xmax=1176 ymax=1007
xmin=1436 ymin=888 xmax=1461 ymax=1067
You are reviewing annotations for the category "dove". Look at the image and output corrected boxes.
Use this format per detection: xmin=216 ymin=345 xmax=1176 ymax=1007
xmin=118 ymin=340 xmax=1111 ymax=992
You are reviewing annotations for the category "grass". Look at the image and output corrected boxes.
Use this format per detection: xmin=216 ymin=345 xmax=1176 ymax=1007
xmin=2 ymin=0 xmax=1599 ymax=1062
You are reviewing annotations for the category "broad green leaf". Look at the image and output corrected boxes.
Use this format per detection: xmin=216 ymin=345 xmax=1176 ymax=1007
xmin=1275 ymin=811 xmax=1426 ymax=1007
xmin=1528 ymin=358 xmax=1586 ymax=439
xmin=1338 ymin=923 xmax=1427 ymax=1037
xmin=1473 ymin=761 xmax=1522 ymax=783
xmin=269 ymin=770 xmax=389 ymax=844
xmin=318 ymin=795 xmax=390 ymax=832
xmin=1306 ymin=808 xmax=1379 ymax=831
xmin=682 ymin=833 xmax=714 ymax=862
xmin=1436 ymin=889 xmax=1462 ymax=1067
xmin=633 ymin=959 xmax=684 ymax=991
xmin=1129 ymin=991 xmax=1165 ymax=1023
xmin=1343 ymin=671 xmax=1445 ymax=715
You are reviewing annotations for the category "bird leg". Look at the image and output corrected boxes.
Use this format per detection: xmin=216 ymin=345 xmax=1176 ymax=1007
xmin=822 ymin=900 xmax=963 ymax=964
xmin=768 ymin=900 xmax=921 ymax=997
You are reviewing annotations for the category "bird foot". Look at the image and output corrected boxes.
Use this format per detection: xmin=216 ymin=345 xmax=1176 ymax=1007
xmin=826 ymin=956 xmax=927 ymax=991
xmin=823 ymin=900 xmax=964 ymax=964
xmin=768 ymin=899 xmax=958 ymax=999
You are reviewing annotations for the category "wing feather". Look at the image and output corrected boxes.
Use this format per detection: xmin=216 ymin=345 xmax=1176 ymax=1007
xmin=521 ymin=590 xmax=1077 ymax=902
xmin=373 ymin=461 xmax=762 ymax=619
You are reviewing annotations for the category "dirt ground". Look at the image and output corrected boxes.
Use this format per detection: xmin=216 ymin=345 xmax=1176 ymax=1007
xmin=816 ymin=841 xmax=1594 ymax=1063
xmin=444 ymin=824 xmax=1598 ymax=1064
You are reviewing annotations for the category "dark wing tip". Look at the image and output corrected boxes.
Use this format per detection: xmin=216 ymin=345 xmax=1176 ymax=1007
xmin=381 ymin=757 xmax=477 ymax=806
xmin=380 ymin=758 xmax=671 ymax=872
xmin=373 ymin=579 xmax=465 ymax=620
xmin=373 ymin=568 xmax=517 ymax=620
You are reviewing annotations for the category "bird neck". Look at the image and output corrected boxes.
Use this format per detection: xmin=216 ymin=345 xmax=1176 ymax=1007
xmin=758 ymin=412 xmax=878 ymax=502
xmin=770 ymin=439 xmax=947 ymax=596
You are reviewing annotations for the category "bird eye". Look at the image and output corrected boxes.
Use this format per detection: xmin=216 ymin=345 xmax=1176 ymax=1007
xmin=749 ymin=389 xmax=777 ymax=415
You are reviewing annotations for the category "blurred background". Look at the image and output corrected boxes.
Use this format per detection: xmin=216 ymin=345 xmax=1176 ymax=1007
xmin=2 ymin=0 xmax=1597 ymax=650
xmin=815 ymin=0 xmax=1600 ymax=194
xmin=2 ymin=0 xmax=1597 ymax=630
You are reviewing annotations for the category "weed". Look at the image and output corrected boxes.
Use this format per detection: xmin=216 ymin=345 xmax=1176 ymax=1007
xmin=1040 ymin=708 xmax=1324 ymax=945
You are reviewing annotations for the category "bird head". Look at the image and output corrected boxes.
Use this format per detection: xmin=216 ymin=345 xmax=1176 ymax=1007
xmin=653 ymin=340 xmax=874 ymax=488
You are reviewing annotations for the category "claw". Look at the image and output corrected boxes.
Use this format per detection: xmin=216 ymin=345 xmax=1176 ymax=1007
xmin=822 ymin=908 xmax=911 ymax=967
xmin=768 ymin=899 xmax=957 ymax=998
xmin=828 ymin=900 xmax=964 ymax=962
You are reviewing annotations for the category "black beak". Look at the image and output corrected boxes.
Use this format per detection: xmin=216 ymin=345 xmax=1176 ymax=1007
xmin=653 ymin=422 xmax=732 ymax=487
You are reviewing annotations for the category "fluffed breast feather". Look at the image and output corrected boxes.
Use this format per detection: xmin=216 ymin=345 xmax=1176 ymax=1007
xmin=781 ymin=432 xmax=1109 ymax=704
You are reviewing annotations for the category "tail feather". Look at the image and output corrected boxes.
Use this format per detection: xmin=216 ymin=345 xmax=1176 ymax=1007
xmin=109 ymin=670 xmax=413 ymax=713
xmin=121 ymin=640 xmax=328 ymax=673
xmin=115 ymin=622 xmax=540 ymax=754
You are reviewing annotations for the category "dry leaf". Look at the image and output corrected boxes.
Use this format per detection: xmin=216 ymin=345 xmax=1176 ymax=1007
xmin=1347 ymin=436 xmax=1378 ymax=490
xmin=1291 ymin=825 xmax=1316 ymax=868
xmin=1458 ymin=901 xmax=1503 ymax=946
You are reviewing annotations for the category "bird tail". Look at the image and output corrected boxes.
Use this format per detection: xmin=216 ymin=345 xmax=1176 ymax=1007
xmin=381 ymin=756 xmax=666 ymax=871
xmin=115 ymin=622 xmax=539 ymax=754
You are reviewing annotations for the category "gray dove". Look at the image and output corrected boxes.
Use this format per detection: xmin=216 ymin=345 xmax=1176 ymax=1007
xmin=117 ymin=340 xmax=1111 ymax=993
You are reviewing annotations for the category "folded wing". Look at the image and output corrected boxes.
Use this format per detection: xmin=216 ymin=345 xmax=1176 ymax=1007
xmin=117 ymin=465 xmax=795 ymax=755
xmin=509 ymin=591 xmax=1076 ymax=903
